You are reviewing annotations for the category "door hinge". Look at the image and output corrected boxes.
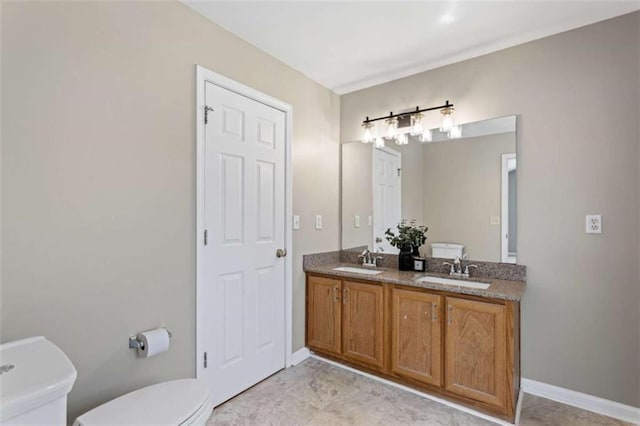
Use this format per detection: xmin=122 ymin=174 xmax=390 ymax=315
xmin=397 ymin=168 xmax=402 ymax=177
xmin=204 ymin=106 xmax=214 ymax=124
xmin=203 ymin=351 xmax=208 ymax=368
xmin=204 ymin=230 xmax=208 ymax=246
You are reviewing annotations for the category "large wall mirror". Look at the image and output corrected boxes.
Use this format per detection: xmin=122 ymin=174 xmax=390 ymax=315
xmin=341 ymin=115 xmax=517 ymax=264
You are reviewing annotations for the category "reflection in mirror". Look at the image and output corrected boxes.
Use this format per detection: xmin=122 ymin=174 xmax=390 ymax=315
xmin=341 ymin=115 xmax=517 ymax=263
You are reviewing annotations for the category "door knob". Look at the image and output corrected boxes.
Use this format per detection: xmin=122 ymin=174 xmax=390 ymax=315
xmin=276 ymin=248 xmax=287 ymax=258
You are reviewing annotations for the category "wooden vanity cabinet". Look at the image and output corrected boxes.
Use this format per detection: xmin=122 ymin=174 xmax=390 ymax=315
xmin=342 ymin=280 xmax=385 ymax=370
xmin=445 ymin=297 xmax=507 ymax=408
xmin=305 ymin=273 xmax=520 ymax=422
xmin=391 ymin=288 xmax=442 ymax=387
xmin=306 ymin=275 xmax=342 ymax=355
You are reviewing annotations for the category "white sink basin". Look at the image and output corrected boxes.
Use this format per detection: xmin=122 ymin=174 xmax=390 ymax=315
xmin=333 ymin=266 xmax=383 ymax=275
xmin=416 ymin=276 xmax=491 ymax=290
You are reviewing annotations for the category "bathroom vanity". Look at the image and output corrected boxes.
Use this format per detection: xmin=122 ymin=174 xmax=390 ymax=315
xmin=304 ymin=261 xmax=524 ymax=422
xmin=325 ymin=113 xmax=525 ymax=421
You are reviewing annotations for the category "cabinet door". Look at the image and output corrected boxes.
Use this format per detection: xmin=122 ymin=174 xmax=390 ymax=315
xmin=445 ymin=297 xmax=507 ymax=408
xmin=307 ymin=275 xmax=342 ymax=355
xmin=342 ymin=281 xmax=385 ymax=369
xmin=391 ymin=288 xmax=442 ymax=386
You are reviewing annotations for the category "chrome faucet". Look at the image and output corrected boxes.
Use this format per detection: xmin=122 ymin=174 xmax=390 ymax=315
xmin=443 ymin=254 xmax=478 ymax=278
xmin=358 ymin=249 xmax=383 ymax=268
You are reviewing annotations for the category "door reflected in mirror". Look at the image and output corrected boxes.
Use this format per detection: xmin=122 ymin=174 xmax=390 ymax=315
xmin=341 ymin=115 xmax=517 ymax=264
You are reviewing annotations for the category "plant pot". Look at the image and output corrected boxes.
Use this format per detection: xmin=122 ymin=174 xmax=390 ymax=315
xmin=398 ymin=250 xmax=415 ymax=271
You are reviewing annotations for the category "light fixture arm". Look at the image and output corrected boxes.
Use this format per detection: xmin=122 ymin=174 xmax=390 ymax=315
xmin=361 ymin=100 xmax=453 ymax=125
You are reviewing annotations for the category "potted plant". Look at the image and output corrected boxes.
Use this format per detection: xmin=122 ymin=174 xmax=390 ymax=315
xmin=385 ymin=220 xmax=429 ymax=271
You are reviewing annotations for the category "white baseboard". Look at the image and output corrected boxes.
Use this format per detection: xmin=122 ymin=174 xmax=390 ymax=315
xmin=290 ymin=347 xmax=311 ymax=366
xmin=522 ymin=378 xmax=640 ymax=424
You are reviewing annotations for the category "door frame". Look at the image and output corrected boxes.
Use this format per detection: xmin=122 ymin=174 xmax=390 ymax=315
xmin=195 ymin=65 xmax=294 ymax=378
xmin=501 ymin=153 xmax=516 ymax=264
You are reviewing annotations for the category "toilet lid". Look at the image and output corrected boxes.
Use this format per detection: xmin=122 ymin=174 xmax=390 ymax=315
xmin=74 ymin=379 xmax=211 ymax=426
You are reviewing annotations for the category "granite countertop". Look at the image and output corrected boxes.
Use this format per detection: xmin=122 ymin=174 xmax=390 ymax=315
xmin=305 ymin=262 xmax=525 ymax=301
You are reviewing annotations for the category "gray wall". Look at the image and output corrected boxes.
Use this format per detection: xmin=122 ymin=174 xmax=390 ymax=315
xmin=1 ymin=1 xmax=340 ymax=421
xmin=341 ymin=12 xmax=640 ymax=407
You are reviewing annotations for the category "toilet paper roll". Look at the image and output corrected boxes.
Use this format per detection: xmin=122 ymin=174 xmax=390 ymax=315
xmin=137 ymin=328 xmax=170 ymax=358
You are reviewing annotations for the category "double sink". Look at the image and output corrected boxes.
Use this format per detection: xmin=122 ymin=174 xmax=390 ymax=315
xmin=332 ymin=266 xmax=491 ymax=290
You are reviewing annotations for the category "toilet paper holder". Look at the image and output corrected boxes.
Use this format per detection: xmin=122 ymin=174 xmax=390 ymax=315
xmin=129 ymin=328 xmax=172 ymax=350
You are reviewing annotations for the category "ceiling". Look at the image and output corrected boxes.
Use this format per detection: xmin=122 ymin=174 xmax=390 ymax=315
xmin=183 ymin=1 xmax=640 ymax=94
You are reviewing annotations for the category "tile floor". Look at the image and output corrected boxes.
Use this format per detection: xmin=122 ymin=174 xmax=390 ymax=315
xmin=207 ymin=358 xmax=633 ymax=426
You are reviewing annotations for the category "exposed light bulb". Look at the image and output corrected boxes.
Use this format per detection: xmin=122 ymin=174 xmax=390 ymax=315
xmin=395 ymin=133 xmax=407 ymax=145
xmin=448 ymin=125 xmax=462 ymax=139
xmin=420 ymin=129 xmax=432 ymax=143
xmin=410 ymin=113 xmax=424 ymax=136
xmin=374 ymin=137 xmax=385 ymax=148
xmin=385 ymin=117 xmax=398 ymax=140
xmin=361 ymin=122 xmax=374 ymax=144
xmin=440 ymin=106 xmax=455 ymax=132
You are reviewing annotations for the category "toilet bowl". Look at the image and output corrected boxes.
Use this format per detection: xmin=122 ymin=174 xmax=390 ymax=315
xmin=73 ymin=379 xmax=213 ymax=426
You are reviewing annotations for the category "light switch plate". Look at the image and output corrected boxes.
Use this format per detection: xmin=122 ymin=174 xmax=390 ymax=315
xmin=586 ymin=215 xmax=602 ymax=234
xmin=368 ymin=216 xmax=373 ymax=226
xmin=354 ymin=215 xmax=360 ymax=228
xmin=293 ymin=215 xmax=300 ymax=230
xmin=315 ymin=215 xmax=322 ymax=230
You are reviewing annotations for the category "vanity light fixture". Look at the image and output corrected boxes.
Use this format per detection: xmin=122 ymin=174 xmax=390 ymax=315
xmin=410 ymin=110 xmax=424 ymax=136
xmin=385 ymin=116 xmax=398 ymax=140
xmin=374 ymin=137 xmax=385 ymax=148
xmin=361 ymin=120 xmax=375 ymax=144
xmin=440 ymin=104 xmax=455 ymax=132
xmin=360 ymin=100 xmax=455 ymax=144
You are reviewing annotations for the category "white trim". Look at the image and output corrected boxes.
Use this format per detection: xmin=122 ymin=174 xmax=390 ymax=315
xmin=311 ymin=354 xmax=511 ymax=426
xmin=195 ymin=65 xmax=294 ymax=378
xmin=290 ymin=348 xmax=311 ymax=366
xmin=501 ymin=153 xmax=516 ymax=264
xmin=514 ymin=389 xmax=524 ymax=425
xmin=522 ymin=378 xmax=640 ymax=424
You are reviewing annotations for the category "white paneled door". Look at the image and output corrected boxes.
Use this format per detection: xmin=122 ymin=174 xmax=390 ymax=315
xmin=372 ymin=147 xmax=401 ymax=254
xmin=201 ymin=81 xmax=286 ymax=406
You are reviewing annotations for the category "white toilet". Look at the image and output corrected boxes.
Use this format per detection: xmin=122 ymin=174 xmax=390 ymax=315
xmin=0 ymin=336 xmax=213 ymax=426
xmin=431 ymin=242 xmax=465 ymax=259
xmin=1 ymin=336 xmax=77 ymax=425
xmin=73 ymin=379 xmax=213 ymax=426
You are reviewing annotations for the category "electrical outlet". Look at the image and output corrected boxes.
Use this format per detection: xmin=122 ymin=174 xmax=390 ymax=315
xmin=586 ymin=215 xmax=602 ymax=234
xmin=293 ymin=215 xmax=300 ymax=230
xmin=354 ymin=215 xmax=360 ymax=228
xmin=315 ymin=215 xmax=322 ymax=230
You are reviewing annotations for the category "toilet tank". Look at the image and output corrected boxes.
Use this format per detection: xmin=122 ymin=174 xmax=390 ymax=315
xmin=0 ymin=336 xmax=77 ymax=425
xmin=431 ymin=243 xmax=464 ymax=259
